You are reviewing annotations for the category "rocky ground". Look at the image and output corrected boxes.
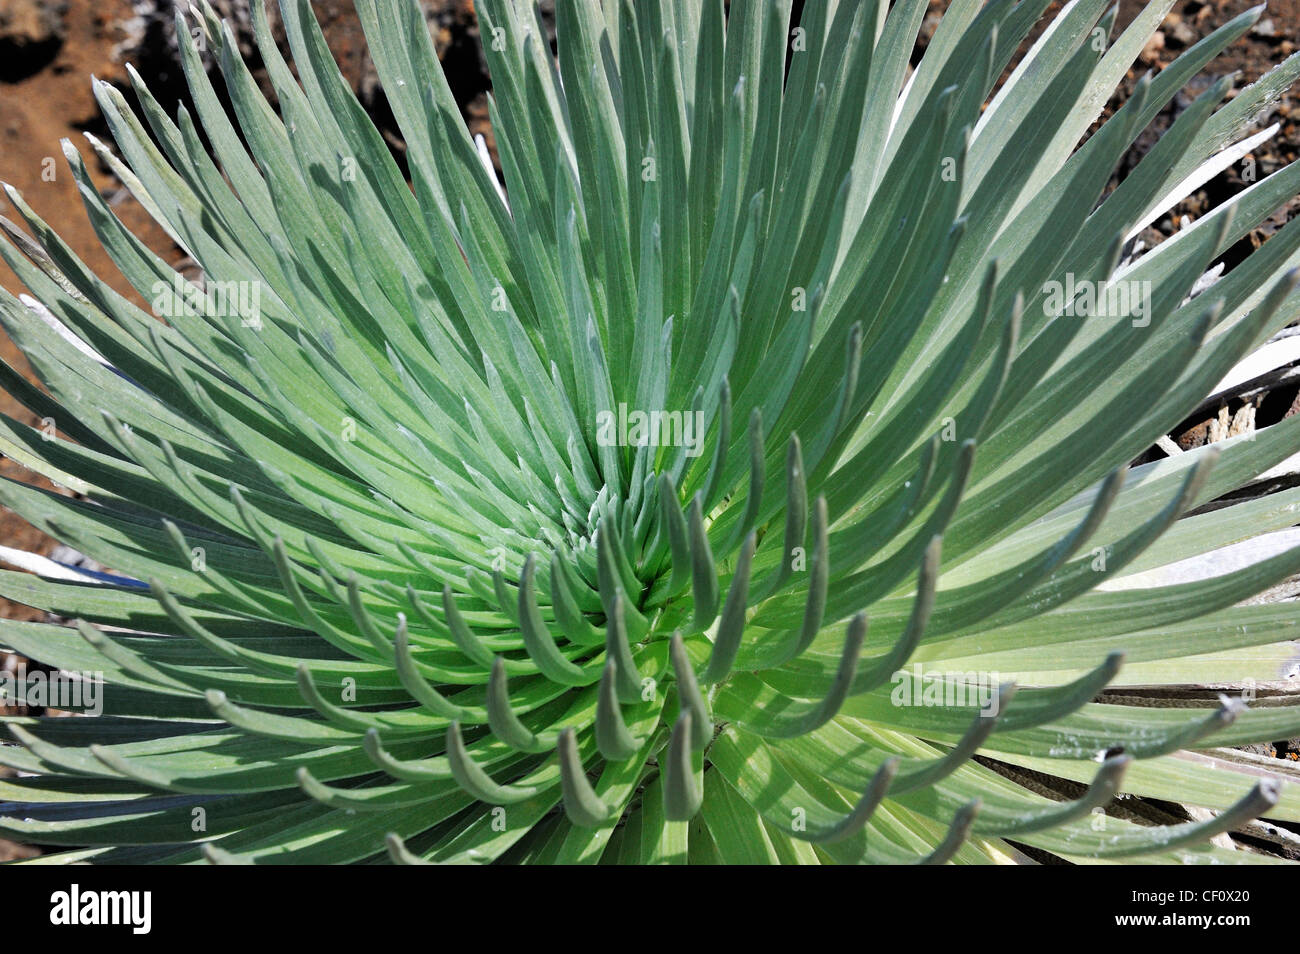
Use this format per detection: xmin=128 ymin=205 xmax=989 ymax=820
xmin=0 ymin=0 xmax=1299 ymax=859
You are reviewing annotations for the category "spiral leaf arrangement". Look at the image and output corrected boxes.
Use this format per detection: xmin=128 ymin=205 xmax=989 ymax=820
xmin=1 ymin=0 xmax=1300 ymax=863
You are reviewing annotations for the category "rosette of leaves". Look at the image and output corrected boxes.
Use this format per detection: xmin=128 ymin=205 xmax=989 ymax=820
xmin=2 ymin=0 xmax=1300 ymax=865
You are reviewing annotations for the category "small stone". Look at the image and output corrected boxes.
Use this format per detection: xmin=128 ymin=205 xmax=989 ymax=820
xmin=0 ymin=0 xmax=66 ymax=81
xmin=1141 ymin=31 xmax=1166 ymax=63
xmin=1170 ymin=21 xmax=1198 ymax=47
xmin=0 ymin=0 xmax=64 ymax=46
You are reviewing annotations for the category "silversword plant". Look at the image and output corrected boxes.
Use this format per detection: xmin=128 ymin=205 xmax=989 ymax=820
xmin=1 ymin=0 xmax=1300 ymax=863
